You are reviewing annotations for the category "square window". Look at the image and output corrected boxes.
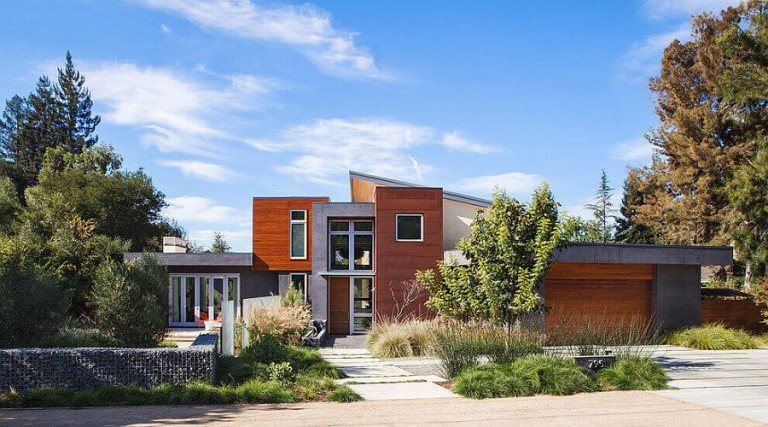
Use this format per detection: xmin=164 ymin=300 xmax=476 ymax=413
xmin=291 ymin=210 xmax=306 ymax=221
xmin=354 ymin=221 xmax=373 ymax=232
xmin=330 ymin=221 xmax=350 ymax=232
xmin=396 ymin=214 xmax=423 ymax=241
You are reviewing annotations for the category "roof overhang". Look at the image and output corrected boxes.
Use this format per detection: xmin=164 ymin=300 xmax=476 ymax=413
xmin=123 ymin=252 xmax=252 ymax=267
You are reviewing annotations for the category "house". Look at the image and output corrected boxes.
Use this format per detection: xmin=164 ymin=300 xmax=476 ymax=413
xmin=125 ymin=171 xmax=733 ymax=334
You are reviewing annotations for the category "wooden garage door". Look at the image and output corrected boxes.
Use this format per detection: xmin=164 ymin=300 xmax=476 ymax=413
xmin=544 ymin=263 xmax=653 ymax=330
xmin=328 ymin=277 xmax=350 ymax=335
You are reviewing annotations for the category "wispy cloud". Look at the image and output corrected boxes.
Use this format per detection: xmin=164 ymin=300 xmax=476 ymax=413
xmin=441 ymin=131 xmax=495 ymax=154
xmin=248 ymin=118 xmax=433 ymax=185
xmin=618 ymin=24 xmax=690 ymax=84
xmin=164 ymin=196 xmax=247 ymax=224
xmin=135 ymin=0 xmax=390 ymax=80
xmin=80 ymin=61 xmax=273 ymax=156
xmin=452 ymin=172 xmax=542 ymax=197
xmin=611 ymin=138 xmax=655 ymax=163
xmin=160 ymin=23 xmax=171 ymax=34
xmin=161 ymin=160 xmax=237 ymax=182
xmin=643 ymin=0 xmax=741 ymax=20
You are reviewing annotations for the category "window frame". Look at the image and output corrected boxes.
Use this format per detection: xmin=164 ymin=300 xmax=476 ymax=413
xmin=328 ymin=220 xmax=374 ymax=272
xmin=290 ymin=209 xmax=308 ymax=260
xmin=395 ymin=214 xmax=424 ymax=242
xmin=289 ymin=272 xmax=309 ymax=303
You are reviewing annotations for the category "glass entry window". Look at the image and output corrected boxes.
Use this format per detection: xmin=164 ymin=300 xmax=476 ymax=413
xmin=329 ymin=220 xmax=374 ymax=271
xmin=168 ymin=274 xmax=240 ymax=327
xmin=351 ymin=277 xmax=374 ymax=334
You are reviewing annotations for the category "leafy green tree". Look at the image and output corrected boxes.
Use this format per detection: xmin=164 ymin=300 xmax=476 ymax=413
xmin=560 ymin=214 xmax=603 ymax=243
xmin=584 ymin=170 xmax=615 ymax=242
xmin=0 ymin=176 xmax=20 ymax=235
xmin=211 ymin=231 xmax=232 ymax=253
xmin=55 ymin=51 xmax=100 ymax=153
xmin=418 ymin=183 xmax=567 ymax=346
xmin=615 ymin=170 xmax=656 ymax=244
xmin=92 ymin=256 xmax=169 ymax=347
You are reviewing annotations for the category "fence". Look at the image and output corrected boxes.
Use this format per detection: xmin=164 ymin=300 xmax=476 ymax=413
xmin=701 ymin=299 xmax=766 ymax=333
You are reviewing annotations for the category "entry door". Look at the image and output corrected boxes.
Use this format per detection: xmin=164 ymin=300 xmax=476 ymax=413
xmin=329 ymin=277 xmax=350 ymax=334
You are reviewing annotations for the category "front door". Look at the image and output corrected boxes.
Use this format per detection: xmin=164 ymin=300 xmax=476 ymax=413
xmin=329 ymin=277 xmax=350 ymax=334
xmin=328 ymin=276 xmax=374 ymax=335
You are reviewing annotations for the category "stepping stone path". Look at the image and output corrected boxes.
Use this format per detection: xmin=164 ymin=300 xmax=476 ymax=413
xmin=318 ymin=348 xmax=460 ymax=401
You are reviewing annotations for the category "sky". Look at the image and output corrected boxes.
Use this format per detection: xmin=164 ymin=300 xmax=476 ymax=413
xmin=0 ymin=0 xmax=743 ymax=251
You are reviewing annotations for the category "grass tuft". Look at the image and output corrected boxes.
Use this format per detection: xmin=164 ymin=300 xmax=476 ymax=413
xmin=666 ymin=324 xmax=758 ymax=350
xmin=597 ymin=357 xmax=668 ymax=390
xmin=326 ymin=385 xmax=362 ymax=403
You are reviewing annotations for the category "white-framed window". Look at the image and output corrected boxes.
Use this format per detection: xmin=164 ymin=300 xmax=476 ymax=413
xmin=289 ymin=273 xmax=308 ymax=302
xmin=329 ymin=220 xmax=374 ymax=271
xmin=290 ymin=210 xmax=307 ymax=259
xmin=396 ymin=214 xmax=424 ymax=242
xmin=168 ymin=273 xmax=240 ymax=327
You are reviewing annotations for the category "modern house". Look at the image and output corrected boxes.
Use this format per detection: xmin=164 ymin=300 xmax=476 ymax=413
xmin=125 ymin=171 xmax=733 ymax=334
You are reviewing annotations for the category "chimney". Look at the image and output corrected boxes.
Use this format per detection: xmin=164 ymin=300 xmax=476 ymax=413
xmin=163 ymin=236 xmax=187 ymax=253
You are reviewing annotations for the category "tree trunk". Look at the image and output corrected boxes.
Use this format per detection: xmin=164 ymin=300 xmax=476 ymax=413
xmin=744 ymin=261 xmax=753 ymax=291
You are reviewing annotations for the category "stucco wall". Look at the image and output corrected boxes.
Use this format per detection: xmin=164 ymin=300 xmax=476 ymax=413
xmin=442 ymin=199 xmax=481 ymax=250
xmin=653 ymin=264 xmax=702 ymax=329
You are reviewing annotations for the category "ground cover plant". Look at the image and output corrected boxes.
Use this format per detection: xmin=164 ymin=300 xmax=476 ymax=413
xmin=666 ymin=324 xmax=759 ymax=350
xmin=544 ymin=311 xmax=662 ymax=357
xmin=0 ymin=333 xmax=360 ymax=407
xmin=597 ymin=357 xmax=668 ymax=391
xmin=366 ymin=319 xmax=436 ymax=358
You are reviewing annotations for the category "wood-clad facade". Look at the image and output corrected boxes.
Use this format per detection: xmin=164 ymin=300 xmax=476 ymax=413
xmin=252 ymin=197 xmax=329 ymax=271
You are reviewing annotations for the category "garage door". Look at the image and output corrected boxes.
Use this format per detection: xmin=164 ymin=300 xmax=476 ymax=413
xmin=544 ymin=263 xmax=653 ymax=330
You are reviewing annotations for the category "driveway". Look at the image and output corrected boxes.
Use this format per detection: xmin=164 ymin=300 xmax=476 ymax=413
xmin=653 ymin=346 xmax=768 ymax=424
xmin=0 ymin=391 xmax=759 ymax=426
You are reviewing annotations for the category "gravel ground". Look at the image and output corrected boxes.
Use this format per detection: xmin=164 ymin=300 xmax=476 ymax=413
xmin=0 ymin=391 xmax=759 ymax=427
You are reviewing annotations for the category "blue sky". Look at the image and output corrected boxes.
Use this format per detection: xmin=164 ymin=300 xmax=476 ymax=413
xmin=0 ymin=0 xmax=741 ymax=251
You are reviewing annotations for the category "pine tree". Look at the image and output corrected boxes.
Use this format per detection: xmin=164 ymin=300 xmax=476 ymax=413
xmin=55 ymin=51 xmax=100 ymax=153
xmin=584 ymin=170 xmax=615 ymax=242
xmin=17 ymin=76 xmax=61 ymax=195
xmin=615 ymin=170 xmax=656 ymax=244
xmin=211 ymin=232 xmax=231 ymax=253
xmin=0 ymin=95 xmax=28 ymax=192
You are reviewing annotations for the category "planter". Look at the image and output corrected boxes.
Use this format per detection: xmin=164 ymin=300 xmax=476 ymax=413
xmin=574 ymin=355 xmax=616 ymax=373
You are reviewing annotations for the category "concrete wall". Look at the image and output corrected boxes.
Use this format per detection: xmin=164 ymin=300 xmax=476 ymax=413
xmin=309 ymin=202 xmax=375 ymax=320
xmin=653 ymin=264 xmax=701 ymax=329
xmin=442 ymin=199 xmax=481 ymax=250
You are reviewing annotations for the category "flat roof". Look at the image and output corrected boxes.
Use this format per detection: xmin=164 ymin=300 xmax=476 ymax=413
xmin=445 ymin=243 xmax=733 ymax=266
xmin=349 ymin=170 xmax=491 ymax=207
xmin=123 ymin=252 xmax=252 ymax=267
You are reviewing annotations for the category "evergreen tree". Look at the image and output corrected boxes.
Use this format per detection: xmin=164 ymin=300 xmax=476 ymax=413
xmin=55 ymin=51 xmax=100 ymax=153
xmin=211 ymin=232 xmax=231 ymax=253
xmin=615 ymin=170 xmax=656 ymax=244
xmin=0 ymin=95 xmax=28 ymax=193
xmin=584 ymin=170 xmax=615 ymax=242
xmin=19 ymin=76 xmax=61 ymax=194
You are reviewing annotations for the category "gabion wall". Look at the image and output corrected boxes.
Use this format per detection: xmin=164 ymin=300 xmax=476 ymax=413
xmin=0 ymin=334 xmax=217 ymax=391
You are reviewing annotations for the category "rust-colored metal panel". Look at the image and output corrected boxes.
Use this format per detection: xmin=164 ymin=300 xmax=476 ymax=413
xmin=546 ymin=262 xmax=655 ymax=281
xmin=701 ymin=299 xmax=767 ymax=333
xmin=329 ymin=276 xmax=350 ymax=334
xmin=374 ymin=187 xmax=443 ymax=319
xmin=252 ymin=197 xmax=329 ymax=271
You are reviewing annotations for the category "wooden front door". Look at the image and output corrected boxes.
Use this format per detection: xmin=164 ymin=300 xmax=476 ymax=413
xmin=329 ymin=276 xmax=350 ymax=334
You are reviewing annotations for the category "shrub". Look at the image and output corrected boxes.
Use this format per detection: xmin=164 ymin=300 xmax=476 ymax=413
xmin=513 ymin=356 xmax=596 ymax=395
xmin=367 ymin=320 xmax=436 ymax=358
xmin=217 ymin=356 xmax=254 ymax=386
xmin=248 ymin=302 xmax=310 ymax=345
xmin=0 ymin=241 xmax=70 ymax=348
xmin=452 ymin=365 xmax=536 ymax=399
xmin=40 ymin=326 xmax=116 ymax=348
xmin=544 ymin=311 xmax=661 ymax=357
xmin=597 ymin=357 xmax=668 ymax=390
xmin=666 ymin=324 xmax=758 ymax=350
xmin=266 ymin=362 xmax=294 ymax=384
xmin=292 ymin=374 xmax=337 ymax=401
xmin=241 ymin=332 xmax=290 ymax=364
xmin=91 ymin=255 xmax=168 ymax=347
xmin=326 ymin=385 xmax=362 ymax=403
xmin=234 ymin=380 xmax=294 ymax=403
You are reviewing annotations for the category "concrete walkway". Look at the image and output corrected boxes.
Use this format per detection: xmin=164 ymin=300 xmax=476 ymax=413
xmin=652 ymin=345 xmax=768 ymax=424
xmin=318 ymin=347 xmax=459 ymax=401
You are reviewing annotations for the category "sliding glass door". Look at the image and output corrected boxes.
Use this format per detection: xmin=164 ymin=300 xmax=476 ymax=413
xmin=168 ymin=274 xmax=240 ymax=327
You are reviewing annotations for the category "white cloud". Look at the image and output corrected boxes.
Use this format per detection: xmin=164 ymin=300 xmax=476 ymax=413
xmin=441 ymin=131 xmax=494 ymax=154
xmin=248 ymin=118 xmax=438 ymax=185
xmin=644 ymin=0 xmax=741 ymax=20
xmin=81 ymin=61 xmax=273 ymax=156
xmin=160 ymin=23 xmax=171 ymax=34
xmin=618 ymin=24 xmax=690 ymax=84
xmin=136 ymin=0 xmax=389 ymax=80
xmin=611 ymin=138 xmax=655 ymax=163
xmin=186 ymin=229 xmax=252 ymax=253
xmin=164 ymin=196 xmax=247 ymax=224
xmin=452 ymin=172 xmax=542 ymax=196
xmin=161 ymin=160 xmax=237 ymax=182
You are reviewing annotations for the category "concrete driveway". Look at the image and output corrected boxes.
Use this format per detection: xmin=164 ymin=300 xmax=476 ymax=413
xmin=654 ymin=346 xmax=768 ymax=424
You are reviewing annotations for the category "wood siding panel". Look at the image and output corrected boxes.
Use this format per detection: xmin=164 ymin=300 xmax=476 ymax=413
xmin=375 ymin=187 xmax=443 ymax=319
xmin=252 ymin=197 xmax=329 ymax=271
xmin=544 ymin=263 xmax=653 ymax=331
xmin=329 ymin=276 xmax=350 ymax=334
xmin=701 ymin=299 xmax=767 ymax=333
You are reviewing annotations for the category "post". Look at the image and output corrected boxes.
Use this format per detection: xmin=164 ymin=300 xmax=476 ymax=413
xmin=222 ymin=300 xmax=235 ymax=356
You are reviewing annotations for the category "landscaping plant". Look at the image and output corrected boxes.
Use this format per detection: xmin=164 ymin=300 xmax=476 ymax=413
xmin=666 ymin=324 xmax=759 ymax=350
xmin=544 ymin=311 xmax=662 ymax=357
xmin=247 ymin=300 xmax=311 ymax=345
xmin=366 ymin=319 xmax=436 ymax=358
xmin=597 ymin=357 xmax=668 ymax=390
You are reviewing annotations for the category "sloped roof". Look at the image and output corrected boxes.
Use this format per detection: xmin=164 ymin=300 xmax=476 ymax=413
xmin=349 ymin=170 xmax=491 ymax=207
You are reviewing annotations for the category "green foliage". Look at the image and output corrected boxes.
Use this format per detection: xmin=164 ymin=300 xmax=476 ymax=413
xmin=55 ymin=51 xmax=101 ymax=154
xmin=666 ymin=324 xmax=759 ymax=350
xmin=0 ymin=239 xmax=70 ymax=348
xmin=282 ymin=285 xmax=305 ymax=308
xmin=419 ymin=184 xmax=566 ymax=332
xmin=211 ymin=231 xmax=231 ymax=253
xmin=510 ymin=357 xmax=597 ymax=395
xmin=0 ymin=176 xmax=20 ymax=235
xmin=91 ymin=255 xmax=169 ymax=347
xmin=326 ymin=385 xmax=362 ymax=403
xmin=597 ymin=357 xmax=668 ymax=390
xmin=544 ymin=312 xmax=662 ymax=357
xmin=243 ymin=332 xmax=291 ymax=364
xmin=452 ymin=365 xmax=537 ymax=399
xmin=40 ymin=326 xmax=116 ymax=348
xmin=584 ymin=169 xmax=616 ymax=242
xmin=216 ymin=356 xmax=255 ymax=386
xmin=615 ymin=171 xmax=656 ymax=244
xmin=266 ymin=362 xmax=294 ymax=384
xmin=560 ymin=214 xmax=604 ymax=243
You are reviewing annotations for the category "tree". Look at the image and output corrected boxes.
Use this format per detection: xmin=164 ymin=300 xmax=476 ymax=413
xmin=211 ymin=231 xmax=231 ymax=253
xmin=584 ymin=170 xmax=616 ymax=242
xmin=614 ymin=169 xmax=656 ymax=244
xmin=55 ymin=51 xmax=100 ymax=153
xmin=0 ymin=176 xmax=20 ymax=235
xmin=560 ymin=214 xmax=603 ymax=243
xmin=418 ymin=183 xmax=567 ymax=347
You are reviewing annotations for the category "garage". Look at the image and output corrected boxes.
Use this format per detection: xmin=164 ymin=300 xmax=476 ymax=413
xmin=544 ymin=262 xmax=654 ymax=330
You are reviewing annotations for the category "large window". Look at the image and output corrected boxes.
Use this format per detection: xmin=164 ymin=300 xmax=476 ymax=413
xmin=289 ymin=273 xmax=308 ymax=302
xmin=168 ymin=274 xmax=240 ymax=327
xmin=329 ymin=220 xmax=374 ymax=271
xmin=396 ymin=214 xmax=423 ymax=241
xmin=290 ymin=210 xmax=307 ymax=259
